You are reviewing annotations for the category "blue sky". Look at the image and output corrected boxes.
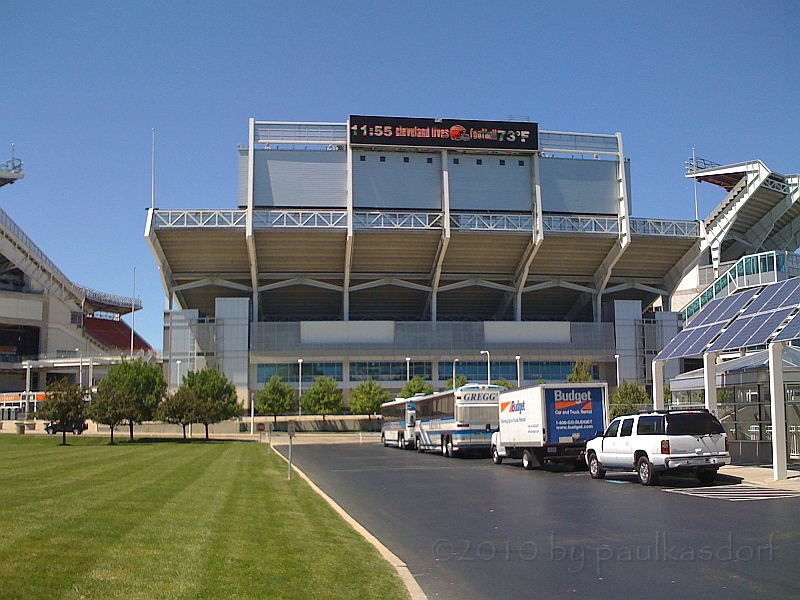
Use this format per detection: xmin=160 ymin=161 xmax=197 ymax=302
xmin=2 ymin=1 xmax=799 ymax=351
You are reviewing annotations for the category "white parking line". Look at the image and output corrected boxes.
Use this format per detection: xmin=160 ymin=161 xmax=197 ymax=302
xmin=663 ymin=484 xmax=800 ymax=501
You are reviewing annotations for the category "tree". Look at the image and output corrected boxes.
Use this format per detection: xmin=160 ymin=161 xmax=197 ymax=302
xmin=443 ymin=374 xmax=469 ymax=391
xmin=399 ymin=375 xmax=433 ymax=399
xmin=102 ymin=358 xmax=167 ymax=441
xmin=610 ymin=381 xmax=652 ymax=419
xmin=36 ymin=379 xmax=84 ymax=446
xmin=185 ymin=365 xmax=239 ymax=440
xmin=256 ymin=375 xmax=297 ymax=423
xmin=302 ymin=376 xmax=343 ymax=430
xmin=156 ymin=386 xmax=198 ymax=439
xmin=493 ymin=377 xmax=515 ymax=390
xmin=86 ymin=386 xmax=130 ymax=444
xmin=348 ymin=378 xmax=390 ymax=417
xmin=567 ymin=360 xmax=593 ymax=383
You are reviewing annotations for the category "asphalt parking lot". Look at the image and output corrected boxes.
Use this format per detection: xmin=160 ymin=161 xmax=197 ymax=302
xmin=275 ymin=439 xmax=800 ymax=600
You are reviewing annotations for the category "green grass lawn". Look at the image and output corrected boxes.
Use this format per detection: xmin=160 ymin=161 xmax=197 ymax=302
xmin=0 ymin=435 xmax=409 ymax=600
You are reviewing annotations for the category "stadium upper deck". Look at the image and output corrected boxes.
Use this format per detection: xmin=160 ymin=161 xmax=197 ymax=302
xmin=147 ymin=118 xmax=700 ymax=325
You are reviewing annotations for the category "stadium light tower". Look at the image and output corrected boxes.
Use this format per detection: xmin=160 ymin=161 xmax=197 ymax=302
xmin=480 ymin=350 xmax=490 ymax=386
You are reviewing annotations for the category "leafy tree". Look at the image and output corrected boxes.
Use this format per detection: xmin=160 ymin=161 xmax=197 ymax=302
xmin=610 ymin=381 xmax=652 ymax=419
xmin=36 ymin=379 xmax=85 ymax=446
xmin=536 ymin=378 xmax=547 ymax=385
xmin=399 ymin=375 xmax=433 ymax=399
xmin=185 ymin=365 xmax=239 ymax=440
xmin=348 ymin=378 xmax=390 ymax=417
xmin=567 ymin=360 xmax=593 ymax=383
xmin=102 ymin=358 xmax=167 ymax=441
xmin=443 ymin=374 xmax=469 ymax=391
xmin=156 ymin=386 xmax=198 ymax=439
xmin=256 ymin=375 xmax=297 ymax=423
xmin=493 ymin=377 xmax=515 ymax=390
xmin=302 ymin=376 xmax=343 ymax=430
xmin=86 ymin=386 xmax=130 ymax=444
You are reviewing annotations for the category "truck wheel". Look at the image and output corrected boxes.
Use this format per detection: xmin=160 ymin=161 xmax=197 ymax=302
xmin=637 ymin=456 xmax=659 ymax=486
xmin=446 ymin=437 xmax=455 ymax=458
xmin=492 ymin=445 xmax=503 ymax=464
xmin=417 ymin=436 xmax=424 ymax=453
xmin=381 ymin=434 xmax=387 ymax=447
xmin=522 ymin=449 xmax=536 ymax=470
xmin=588 ymin=453 xmax=606 ymax=479
xmin=441 ymin=437 xmax=449 ymax=458
xmin=697 ymin=468 xmax=718 ymax=485
xmin=397 ymin=434 xmax=404 ymax=449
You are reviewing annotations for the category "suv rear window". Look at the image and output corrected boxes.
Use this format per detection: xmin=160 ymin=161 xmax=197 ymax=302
xmin=636 ymin=415 xmax=664 ymax=435
xmin=666 ymin=413 xmax=724 ymax=435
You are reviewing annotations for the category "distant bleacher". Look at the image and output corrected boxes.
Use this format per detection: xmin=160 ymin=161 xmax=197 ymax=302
xmin=84 ymin=315 xmax=153 ymax=353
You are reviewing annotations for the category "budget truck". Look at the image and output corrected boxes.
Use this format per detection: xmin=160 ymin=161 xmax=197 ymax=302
xmin=491 ymin=383 xmax=608 ymax=470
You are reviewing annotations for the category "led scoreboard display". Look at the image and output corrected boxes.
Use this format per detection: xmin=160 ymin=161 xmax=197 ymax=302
xmin=349 ymin=115 xmax=539 ymax=151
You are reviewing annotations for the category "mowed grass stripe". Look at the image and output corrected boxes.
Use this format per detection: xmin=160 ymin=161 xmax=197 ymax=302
xmin=0 ymin=438 xmax=410 ymax=600
xmin=0 ymin=441 xmax=218 ymax=555
xmin=0 ymin=438 xmax=198 ymax=511
xmin=0 ymin=440 xmax=225 ymax=599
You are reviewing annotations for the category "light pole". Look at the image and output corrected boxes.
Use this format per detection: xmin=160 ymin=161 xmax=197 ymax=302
xmin=614 ymin=354 xmax=621 ymax=387
xmin=298 ymin=358 xmax=303 ymax=417
xmin=480 ymin=350 xmax=490 ymax=386
xmin=406 ymin=357 xmax=411 ymax=382
xmin=176 ymin=360 xmax=182 ymax=388
xmin=75 ymin=348 xmax=82 ymax=388
xmin=452 ymin=358 xmax=459 ymax=389
xmin=515 ymin=355 xmax=521 ymax=389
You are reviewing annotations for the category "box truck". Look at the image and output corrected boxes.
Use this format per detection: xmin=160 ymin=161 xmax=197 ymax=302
xmin=491 ymin=383 xmax=608 ymax=470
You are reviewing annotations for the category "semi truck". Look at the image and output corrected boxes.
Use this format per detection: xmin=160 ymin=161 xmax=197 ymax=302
xmin=490 ymin=383 xmax=608 ymax=470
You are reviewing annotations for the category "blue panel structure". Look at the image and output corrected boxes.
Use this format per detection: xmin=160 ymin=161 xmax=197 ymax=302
xmin=774 ymin=314 xmax=800 ymax=343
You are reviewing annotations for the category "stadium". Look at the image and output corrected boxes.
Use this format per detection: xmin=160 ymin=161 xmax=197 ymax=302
xmin=0 ymin=156 xmax=152 ymax=419
xmin=144 ymin=114 xmax=800 ymax=409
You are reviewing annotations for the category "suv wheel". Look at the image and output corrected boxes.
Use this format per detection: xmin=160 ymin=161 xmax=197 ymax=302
xmin=588 ymin=453 xmax=606 ymax=479
xmin=492 ymin=445 xmax=503 ymax=465
xmin=636 ymin=456 xmax=659 ymax=486
xmin=697 ymin=468 xmax=718 ymax=485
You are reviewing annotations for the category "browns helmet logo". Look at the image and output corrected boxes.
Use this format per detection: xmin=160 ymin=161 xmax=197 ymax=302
xmin=449 ymin=125 xmax=470 ymax=142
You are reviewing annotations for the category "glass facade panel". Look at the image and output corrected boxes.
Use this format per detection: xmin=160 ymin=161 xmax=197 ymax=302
xmin=437 ymin=361 xmax=517 ymax=383
xmin=258 ymin=362 xmax=342 ymax=383
xmin=350 ymin=361 xmax=431 ymax=382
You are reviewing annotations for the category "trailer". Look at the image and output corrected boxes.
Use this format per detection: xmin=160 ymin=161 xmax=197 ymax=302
xmin=490 ymin=383 xmax=608 ymax=470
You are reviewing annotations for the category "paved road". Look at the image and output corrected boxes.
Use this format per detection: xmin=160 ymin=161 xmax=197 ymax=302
xmin=275 ymin=441 xmax=800 ymax=600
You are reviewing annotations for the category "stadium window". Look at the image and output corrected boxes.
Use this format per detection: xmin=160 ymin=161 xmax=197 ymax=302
xmin=453 ymin=158 xmax=459 ymax=164
xmin=380 ymin=156 xmax=386 ymax=162
xmin=427 ymin=157 xmax=433 ymax=163
xmin=518 ymin=160 xmax=525 ymax=166
xmin=476 ymin=159 xmax=482 ymax=165
xmin=359 ymin=155 xmax=366 ymax=161
xmin=403 ymin=156 xmax=409 ymax=163
xmin=499 ymin=159 xmax=505 ymax=166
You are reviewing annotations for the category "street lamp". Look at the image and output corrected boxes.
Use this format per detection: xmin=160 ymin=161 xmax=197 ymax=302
xmin=298 ymin=358 xmax=303 ymax=417
xmin=480 ymin=350 xmax=491 ymax=386
xmin=406 ymin=357 xmax=411 ymax=382
xmin=515 ymin=355 xmax=521 ymax=389
xmin=176 ymin=360 xmax=182 ymax=388
xmin=614 ymin=354 xmax=621 ymax=387
xmin=452 ymin=358 xmax=459 ymax=389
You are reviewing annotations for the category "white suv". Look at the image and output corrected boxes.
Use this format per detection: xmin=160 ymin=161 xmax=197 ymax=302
xmin=585 ymin=410 xmax=730 ymax=486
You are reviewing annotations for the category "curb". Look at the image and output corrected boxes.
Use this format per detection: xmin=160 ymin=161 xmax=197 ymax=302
xmin=270 ymin=440 xmax=428 ymax=600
